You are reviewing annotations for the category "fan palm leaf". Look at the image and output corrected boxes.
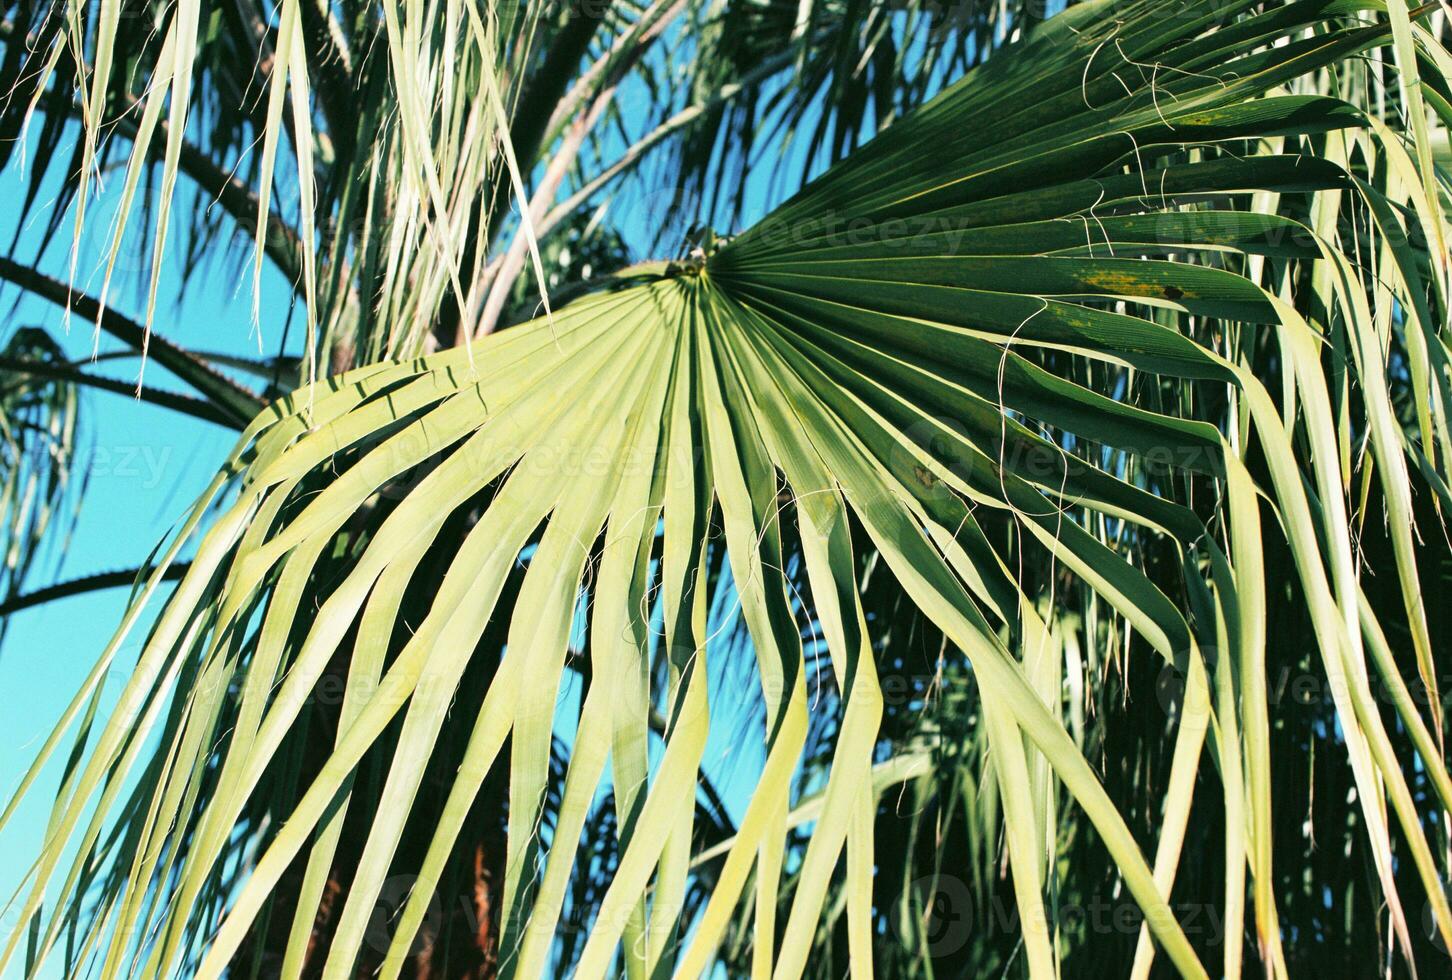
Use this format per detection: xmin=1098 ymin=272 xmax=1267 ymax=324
xmin=5 ymin=1 xmax=1452 ymax=978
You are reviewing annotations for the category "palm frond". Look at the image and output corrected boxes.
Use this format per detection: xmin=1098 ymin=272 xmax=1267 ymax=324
xmin=5 ymin=1 xmax=1452 ymax=978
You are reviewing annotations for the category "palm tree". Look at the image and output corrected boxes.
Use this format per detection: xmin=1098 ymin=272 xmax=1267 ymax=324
xmin=3 ymin=0 xmax=1452 ymax=976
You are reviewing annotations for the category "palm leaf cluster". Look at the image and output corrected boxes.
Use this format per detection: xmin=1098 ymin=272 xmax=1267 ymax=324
xmin=3 ymin=0 xmax=1452 ymax=978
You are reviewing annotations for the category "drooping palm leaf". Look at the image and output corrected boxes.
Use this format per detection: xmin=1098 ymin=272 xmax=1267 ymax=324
xmin=5 ymin=2 xmax=1452 ymax=978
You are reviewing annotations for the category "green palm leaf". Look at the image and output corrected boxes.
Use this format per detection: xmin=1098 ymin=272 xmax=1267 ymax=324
xmin=6 ymin=2 xmax=1452 ymax=978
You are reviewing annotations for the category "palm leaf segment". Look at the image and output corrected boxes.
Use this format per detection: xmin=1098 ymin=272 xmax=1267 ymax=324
xmin=0 ymin=329 xmax=79 ymax=633
xmin=8 ymin=2 xmax=1452 ymax=977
